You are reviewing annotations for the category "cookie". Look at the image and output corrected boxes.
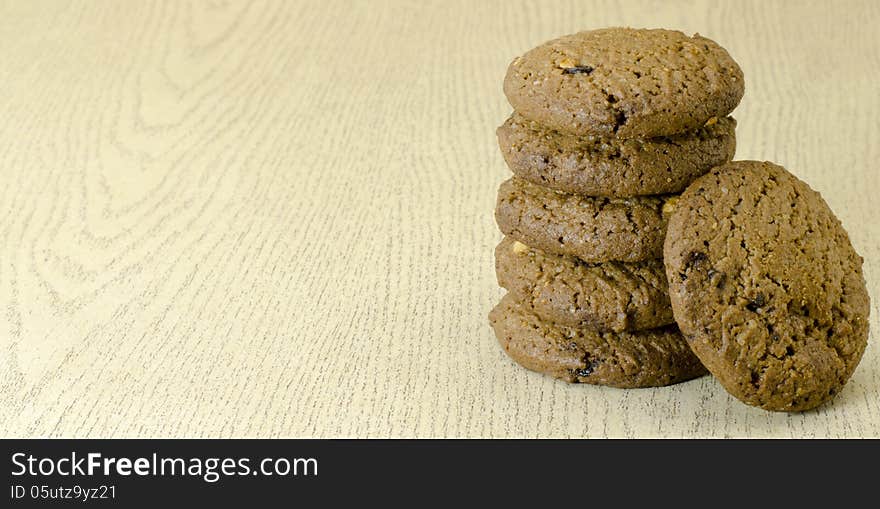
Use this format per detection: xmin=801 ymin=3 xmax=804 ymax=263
xmin=496 ymin=113 xmax=736 ymax=197
xmin=503 ymin=27 xmax=744 ymax=138
xmin=495 ymin=237 xmax=673 ymax=332
xmin=664 ymin=161 xmax=870 ymax=412
xmin=488 ymin=294 xmax=707 ymax=388
xmin=495 ymin=177 xmax=671 ymax=263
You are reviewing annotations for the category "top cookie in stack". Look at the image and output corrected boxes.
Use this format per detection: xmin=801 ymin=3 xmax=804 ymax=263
xmin=489 ymin=28 xmax=744 ymax=388
xmin=503 ymin=28 xmax=743 ymax=143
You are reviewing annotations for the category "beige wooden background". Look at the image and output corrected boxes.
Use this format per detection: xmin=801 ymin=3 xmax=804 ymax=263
xmin=1 ymin=0 xmax=877 ymax=438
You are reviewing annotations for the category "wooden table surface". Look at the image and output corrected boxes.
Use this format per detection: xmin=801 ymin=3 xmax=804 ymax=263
xmin=2 ymin=0 xmax=878 ymax=438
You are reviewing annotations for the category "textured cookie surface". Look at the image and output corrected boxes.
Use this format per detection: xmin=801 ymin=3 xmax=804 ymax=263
xmin=664 ymin=161 xmax=870 ymax=412
xmin=497 ymin=113 xmax=736 ymax=197
xmin=488 ymin=294 xmax=707 ymax=388
xmin=503 ymin=27 xmax=744 ymax=138
xmin=495 ymin=237 xmax=673 ymax=332
xmin=495 ymin=177 xmax=671 ymax=263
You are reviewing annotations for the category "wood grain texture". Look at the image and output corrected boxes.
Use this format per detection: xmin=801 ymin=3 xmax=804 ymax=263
xmin=1 ymin=0 xmax=878 ymax=438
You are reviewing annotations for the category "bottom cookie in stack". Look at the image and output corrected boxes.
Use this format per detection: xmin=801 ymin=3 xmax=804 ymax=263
xmin=489 ymin=293 xmax=707 ymax=388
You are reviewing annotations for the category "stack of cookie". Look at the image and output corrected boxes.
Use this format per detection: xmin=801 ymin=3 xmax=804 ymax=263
xmin=489 ymin=28 xmax=745 ymax=388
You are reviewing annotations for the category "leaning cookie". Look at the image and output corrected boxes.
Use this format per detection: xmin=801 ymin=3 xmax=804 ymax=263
xmin=497 ymin=113 xmax=736 ymax=197
xmin=495 ymin=237 xmax=673 ymax=332
xmin=488 ymin=294 xmax=707 ymax=388
xmin=495 ymin=177 xmax=672 ymax=263
xmin=664 ymin=161 xmax=870 ymax=412
xmin=503 ymin=27 xmax=744 ymax=138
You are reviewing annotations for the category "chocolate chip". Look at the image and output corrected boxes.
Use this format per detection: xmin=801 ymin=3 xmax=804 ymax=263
xmin=575 ymin=358 xmax=599 ymax=377
xmin=683 ymin=251 xmax=709 ymax=273
xmin=686 ymin=251 xmax=708 ymax=264
xmin=612 ymin=110 xmax=628 ymax=131
xmin=575 ymin=367 xmax=593 ymax=377
xmin=707 ymin=268 xmax=726 ymax=288
xmin=746 ymin=293 xmax=766 ymax=312
xmin=562 ymin=65 xmax=594 ymax=75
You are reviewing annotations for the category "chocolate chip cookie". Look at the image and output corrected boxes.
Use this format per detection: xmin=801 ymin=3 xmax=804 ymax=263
xmin=503 ymin=27 xmax=744 ymax=138
xmin=664 ymin=161 xmax=870 ymax=412
xmin=496 ymin=113 xmax=736 ymax=197
xmin=488 ymin=294 xmax=707 ymax=388
xmin=495 ymin=177 xmax=672 ymax=263
xmin=495 ymin=237 xmax=673 ymax=332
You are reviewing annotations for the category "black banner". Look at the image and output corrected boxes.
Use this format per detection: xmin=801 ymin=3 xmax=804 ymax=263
xmin=1 ymin=439 xmax=873 ymax=505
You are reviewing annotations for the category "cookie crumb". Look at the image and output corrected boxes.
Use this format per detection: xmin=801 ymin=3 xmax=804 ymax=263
xmin=511 ymin=240 xmax=529 ymax=254
xmin=662 ymin=196 xmax=679 ymax=215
